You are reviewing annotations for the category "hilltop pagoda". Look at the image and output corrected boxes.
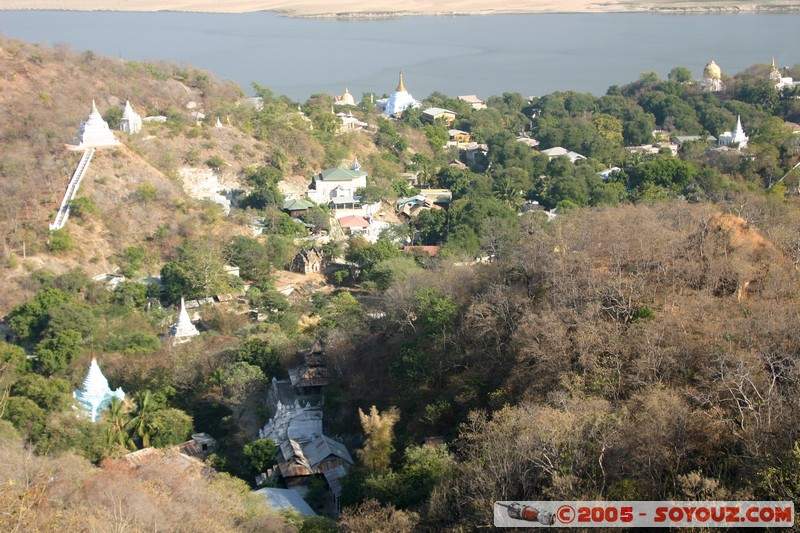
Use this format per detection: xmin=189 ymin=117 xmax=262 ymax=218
xmin=378 ymin=71 xmax=421 ymax=117
xmin=72 ymin=100 xmax=120 ymax=149
xmin=73 ymin=358 xmax=125 ymax=422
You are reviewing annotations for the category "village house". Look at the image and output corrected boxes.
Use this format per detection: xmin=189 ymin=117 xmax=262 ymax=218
xmin=516 ymin=135 xmax=540 ymax=148
xmin=446 ymin=129 xmax=472 ymax=148
xmin=396 ymin=194 xmax=442 ymax=222
xmin=422 ymin=107 xmax=457 ymax=126
xmin=540 ymin=146 xmax=586 ymax=163
xmin=457 ymin=94 xmax=487 ymax=110
xmin=282 ymin=198 xmax=314 ymax=218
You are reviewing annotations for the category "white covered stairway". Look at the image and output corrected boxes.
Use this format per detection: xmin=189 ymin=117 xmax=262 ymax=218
xmin=50 ymin=148 xmax=95 ymax=231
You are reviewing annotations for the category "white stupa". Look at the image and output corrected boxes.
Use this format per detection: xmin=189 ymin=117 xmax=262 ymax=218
xmin=120 ymin=100 xmax=143 ymax=134
xmin=378 ymin=71 xmax=421 ymax=116
xmin=73 ymin=358 xmax=125 ymax=422
xmin=718 ymin=115 xmax=749 ymax=149
xmin=74 ymin=100 xmax=120 ymax=148
xmin=215 ymin=117 xmax=224 ymax=128
xmin=168 ymin=297 xmax=200 ymax=343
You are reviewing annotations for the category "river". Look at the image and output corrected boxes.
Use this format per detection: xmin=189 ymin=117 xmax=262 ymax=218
xmin=0 ymin=11 xmax=798 ymax=100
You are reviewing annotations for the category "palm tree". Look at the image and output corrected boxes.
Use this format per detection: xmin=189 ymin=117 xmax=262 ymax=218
xmin=493 ymin=177 xmax=524 ymax=211
xmin=104 ymin=396 xmax=131 ymax=449
xmin=125 ymin=390 xmax=157 ymax=449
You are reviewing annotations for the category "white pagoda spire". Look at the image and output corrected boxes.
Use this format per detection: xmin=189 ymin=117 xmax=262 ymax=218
xmin=73 ymin=358 xmax=125 ymax=422
xmin=120 ymin=100 xmax=143 ymax=134
xmin=73 ymin=100 xmax=120 ymax=148
xmin=169 ymin=297 xmax=199 ymax=343
xmin=718 ymin=115 xmax=749 ymax=149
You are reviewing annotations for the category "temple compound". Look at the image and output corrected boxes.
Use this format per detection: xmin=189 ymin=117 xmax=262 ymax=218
xmin=699 ymin=60 xmax=724 ymax=93
xmin=770 ymin=58 xmax=798 ymax=91
xmin=120 ymin=100 xmax=143 ymax=134
xmin=168 ymin=298 xmax=200 ymax=344
xmin=257 ymin=340 xmax=353 ymax=509
xmin=377 ymin=71 xmax=421 ymax=117
xmin=73 ymin=358 xmax=125 ymax=422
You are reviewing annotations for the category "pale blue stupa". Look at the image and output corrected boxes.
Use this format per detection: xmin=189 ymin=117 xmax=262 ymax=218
xmin=378 ymin=71 xmax=421 ymax=117
xmin=73 ymin=358 xmax=125 ymax=422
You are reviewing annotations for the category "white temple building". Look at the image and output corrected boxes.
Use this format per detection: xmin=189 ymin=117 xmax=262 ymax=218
xmin=718 ymin=115 xmax=749 ymax=149
xmin=334 ymin=87 xmax=356 ymax=106
xmin=377 ymin=71 xmax=421 ymax=117
xmin=307 ymin=158 xmax=367 ymax=205
xmin=73 ymin=358 xmax=125 ymax=422
xmin=769 ymin=58 xmax=798 ymax=91
xmin=120 ymin=100 xmax=143 ymax=134
xmin=72 ymin=100 xmax=120 ymax=149
xmin=699 ymin=60 xmax=724 ymax=93
xmin=168 ymin=298 xmax=200 ymax=343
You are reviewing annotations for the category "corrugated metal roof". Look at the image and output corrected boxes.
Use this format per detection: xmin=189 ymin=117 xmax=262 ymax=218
xmin=254 ymin=487 xmax=317 ymax=517
xmin=323 ymin=465 xmax=348 ymax=498
xmin=303 ymin=435 xmax=354 ymax=468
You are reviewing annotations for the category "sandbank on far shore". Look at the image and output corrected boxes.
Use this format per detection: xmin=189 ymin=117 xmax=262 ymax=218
xmin=2 ymin=0 xmax=799 ymax=16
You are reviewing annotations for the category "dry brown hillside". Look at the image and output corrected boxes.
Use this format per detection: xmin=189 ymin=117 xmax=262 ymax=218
xmin=0 ymin=38 xmax=281 ymax=313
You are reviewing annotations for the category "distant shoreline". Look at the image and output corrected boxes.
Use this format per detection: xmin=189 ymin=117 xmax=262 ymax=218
xmin=1 ymin=0 xmax=800 ymax=17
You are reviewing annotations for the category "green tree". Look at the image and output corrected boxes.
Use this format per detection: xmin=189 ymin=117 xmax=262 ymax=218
xmin=221 ymin=362 xmax=266 ymax=405
xmin=126 ymin=390 xmax=158 ymax=448
xmin=319 ymin=292 xmax=362 ymax=332
xmin=161 ymin=237 xmax=230 ymax=303
xmin=36 ymin=329 xmax=83 ymax=375
xmin=111 ymin=281 xmax=149 ymax=309
xmin=104 ymin=396 xmax=131 ymax=449
xmin=234 ymin=337 xmax=283 ymax=380
xmin=10 ymin=374 xmax=71 ymax=411
xmin=150 ymin=408 xmax=194 ymax=447
xmin=8 ymin=288 xmax=71 ymax=343
xmin=226 ymin=236 xmax=273 ymax=284
xmin=243 ymin=438 xmax=279 ymax=474
xmin=668 ymin=66 xmax=693 ymax=83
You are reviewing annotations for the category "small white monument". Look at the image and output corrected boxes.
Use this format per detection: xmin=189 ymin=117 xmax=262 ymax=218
xmin=73 ymin=100 xmax=120 ymax=149
xmin=120 ymin=100 xmax=143 ymax=134
xmin=73 ymin=358 xmax=125 ymax=422
xmin=718 ymin=115 xmax=749 ymax=149
xmin=169 ymin=297 xmax=200 ymax=343
xmin=215 ymin=117 xmax=224 ymax=128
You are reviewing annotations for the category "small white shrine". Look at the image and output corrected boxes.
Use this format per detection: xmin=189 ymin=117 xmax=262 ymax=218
xmin=699 ymin=60 xmax=724 ymax=93
xmin=73 ymin=100 xmax=120 ymax=149
xmin=377 ymin=71 xmax=421 ymax=116
xmin=718 ymin=115 xmax=749 ymax=149
xmin=168 ymin=298 xmax=200 ymax=343
xmin=120 ymin=100 xmax=143 ymax=134
xmin=215 ymin=117 xmax=224 ymax=128
xmin=73 ymin=358 xmax=125 ymax=422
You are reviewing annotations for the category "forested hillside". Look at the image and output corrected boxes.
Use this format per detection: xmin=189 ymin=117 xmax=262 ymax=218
xmin=1 ymin=37 xmax=800 ymax=530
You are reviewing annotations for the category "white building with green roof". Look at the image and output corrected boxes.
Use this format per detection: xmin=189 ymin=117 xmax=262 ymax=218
xmin=307 ymin=159 xmax=367 ymax=205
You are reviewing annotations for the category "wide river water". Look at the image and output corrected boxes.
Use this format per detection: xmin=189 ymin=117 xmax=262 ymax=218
xmin=0 ymin=11 xmax=798 ymax=101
